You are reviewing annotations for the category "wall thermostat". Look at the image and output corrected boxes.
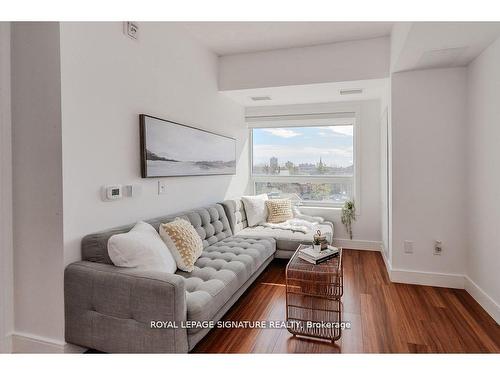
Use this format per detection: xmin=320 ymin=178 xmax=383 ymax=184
xmin=104 ymin=185 xmax=122 ymax=201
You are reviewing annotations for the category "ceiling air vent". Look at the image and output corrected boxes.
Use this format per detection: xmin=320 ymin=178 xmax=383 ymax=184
xmin=250 ymin=96 xmax=272 ymax=101
xmin=417 ymin=47 xmax=468 ymax=69
xmin=340 ymin=89 xmax=363 ymax=95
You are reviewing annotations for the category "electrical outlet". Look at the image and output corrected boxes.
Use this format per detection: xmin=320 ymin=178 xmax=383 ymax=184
xmin=404 ymin=240 xmax=413 ymax=254
xmin=158 ymin=180 xmax=167 ymax=195
xmin=434 ymin=240 xmax=443 ymax=255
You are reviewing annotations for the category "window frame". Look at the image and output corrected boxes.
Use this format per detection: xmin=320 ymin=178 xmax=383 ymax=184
xmin=248 ymin=110 xmax=360 ymax=209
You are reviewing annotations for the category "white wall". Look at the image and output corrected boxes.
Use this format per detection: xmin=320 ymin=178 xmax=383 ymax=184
xmin=0 ymin=21 xmax=14 ymax=353
xmin=391 ymin=68 xmax=467 ymax=275
xmin=219 ymin=37 xmax=390 ymax=91
xmin=246 ymin=100 xmax=382 ymax=246
xmin=8 ymin=21 xmax=249 ymax=348
xmin=59 ymin=22 xmax=249 ymax=267
xmin=11 ymin=23 xmax=65 ymax=344
xmin=466 ymin=36 xmax=500 ymax=310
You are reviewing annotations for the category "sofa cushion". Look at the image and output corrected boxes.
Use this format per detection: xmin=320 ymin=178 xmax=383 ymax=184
xmin=160 ymin=219 xmax=204 ymax=272
xmin=266 ymin=199 xmax=293 ymax=223
xmin=235 ymin=222 xmax=333 ymax=252
xmin=81 ymin=204 xmax=232 ymax=264
xmin=221 ymin=199 xmax=248 ymax=233
xmin=107 ymin=221 xmax=177 ymax=273
xmin=241 ymin=194 xmax=268 ymax=227
xmin=176 ymin=236 xmax=275 ymax=333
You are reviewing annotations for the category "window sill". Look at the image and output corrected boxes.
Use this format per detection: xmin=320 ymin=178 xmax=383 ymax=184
xmin=298 ymin=205 xmax=342 ymax=212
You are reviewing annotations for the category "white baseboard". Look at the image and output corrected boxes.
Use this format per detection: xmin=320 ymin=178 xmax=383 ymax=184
xmin=378 ymin=246 xmax=464 ymax=289
xmin=387 ymin=269 xmax=500 ymax=323
xmin=378 ymin=254 xmax=500 ymax=324
xmin=332 ymin=239 xmax=381 ymax=251
xmin=389 ymin=268 xmax=465 ymax=289
xmin=464 ymin=276 xmax=500 ymax=325
xmin=10 ymin=332 xmax=85 ymax=353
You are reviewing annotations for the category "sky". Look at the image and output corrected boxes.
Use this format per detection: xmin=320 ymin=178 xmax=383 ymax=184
xmin=252 ymin=126 xmax=353 ymax=167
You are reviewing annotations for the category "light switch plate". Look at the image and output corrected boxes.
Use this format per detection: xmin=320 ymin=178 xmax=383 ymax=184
xmin=158 ymin=181 xmax=167 ymax=195
xmin=124 ymin=184 xmax=141 ymax=197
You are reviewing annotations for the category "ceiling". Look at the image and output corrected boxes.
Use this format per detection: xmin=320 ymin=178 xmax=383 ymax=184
xmin=222 ymin=78 xmax=388 ymax=107
xmin=180 ymin=22 xmax=393 ymax=55
xmin=392 ymin=22 xmax=500 ymax=72
xmin=179 ymin=22 xmax=500 ymax=108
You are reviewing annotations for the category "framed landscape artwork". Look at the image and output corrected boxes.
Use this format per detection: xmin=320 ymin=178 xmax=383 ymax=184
xmin=140 ymin=114 xmax=236 ymax=178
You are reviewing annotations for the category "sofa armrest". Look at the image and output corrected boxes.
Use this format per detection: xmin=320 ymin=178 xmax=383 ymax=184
xmin=64 ymin=261 xmax=188 ymax=353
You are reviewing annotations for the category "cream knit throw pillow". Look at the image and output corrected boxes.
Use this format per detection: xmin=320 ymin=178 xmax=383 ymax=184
xmin=159 ymin=218 xmax=203 ymax=272
xmin=266 ymin=199 xmax=293 ymax=223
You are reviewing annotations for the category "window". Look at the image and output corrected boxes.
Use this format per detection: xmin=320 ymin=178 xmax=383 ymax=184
xmin=251 ymin=123 xmax=355 ymax=207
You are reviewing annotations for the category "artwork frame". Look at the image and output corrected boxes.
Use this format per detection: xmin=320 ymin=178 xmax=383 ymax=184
xmin=139 ymin=114 xmax=237 ymax=178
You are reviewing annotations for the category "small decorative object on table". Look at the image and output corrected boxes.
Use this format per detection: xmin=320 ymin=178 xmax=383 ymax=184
xmin=313 ymin=229 xmax=328 ymax=250
xmin=312 ymin=236 xmax=322 ymax=253
xmin=298 ymin=245 xmax=339 ymax=265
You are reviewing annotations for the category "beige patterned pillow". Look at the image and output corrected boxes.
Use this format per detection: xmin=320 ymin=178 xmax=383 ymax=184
xmin=159 ymin=218 xmax=203 ymax=272
xmin=266 ymin=199 xmax=293 ymax=223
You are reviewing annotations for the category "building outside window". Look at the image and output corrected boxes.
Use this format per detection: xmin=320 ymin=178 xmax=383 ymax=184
xmin=251 ymin=120 xmax=355 ymax=207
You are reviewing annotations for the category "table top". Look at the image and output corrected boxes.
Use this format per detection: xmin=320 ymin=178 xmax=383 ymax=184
xmin=286 ymin=244 xmax=342 ymax=276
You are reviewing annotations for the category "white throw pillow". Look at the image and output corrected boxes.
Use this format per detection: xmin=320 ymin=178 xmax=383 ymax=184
xmin=107 ymin=221 xmax=177 ymax=273
xmin=241 ymin=194 xmax=269 ymax=227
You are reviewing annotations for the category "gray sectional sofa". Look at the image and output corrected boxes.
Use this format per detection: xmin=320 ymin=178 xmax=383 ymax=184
xmin=223 ymin=199 xmax=334 ymax=259
xmin=64 ymin=199 xmax=333 ymax=353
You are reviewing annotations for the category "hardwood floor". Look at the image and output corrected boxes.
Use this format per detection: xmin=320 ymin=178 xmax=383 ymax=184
xmin=193 ymin=250 xmax=500 ymax=353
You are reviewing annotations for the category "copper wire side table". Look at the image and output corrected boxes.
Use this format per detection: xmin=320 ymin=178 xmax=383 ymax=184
xmin=285 ymin=244 xmax=343 ymax=343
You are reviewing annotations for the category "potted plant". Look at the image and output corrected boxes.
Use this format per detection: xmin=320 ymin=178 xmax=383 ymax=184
xmin=313 ymin=237 xmax=322 ymax=253
xmin=341 ymin=200 xmax=356 ymax=240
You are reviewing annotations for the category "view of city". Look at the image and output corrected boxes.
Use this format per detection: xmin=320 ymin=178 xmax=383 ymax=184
xmin=253 ymin=156 xmax=353 ymax=176
xmin=252 ymin=126 xmax=354 ymax=203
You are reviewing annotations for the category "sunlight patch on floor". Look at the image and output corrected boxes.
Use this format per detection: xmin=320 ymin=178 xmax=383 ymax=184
xmin=260 ymin=282 xmax=286 ymax=287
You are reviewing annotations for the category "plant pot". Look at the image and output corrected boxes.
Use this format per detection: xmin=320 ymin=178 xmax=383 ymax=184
xmin=313 ymin=244 xmax=321 ymax=253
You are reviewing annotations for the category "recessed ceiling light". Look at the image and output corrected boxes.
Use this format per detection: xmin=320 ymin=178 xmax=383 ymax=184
xmin=250 ymin=96 xmax=272 ymax=101
xmin=340 ymin=89 xmax=363 ymax=95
